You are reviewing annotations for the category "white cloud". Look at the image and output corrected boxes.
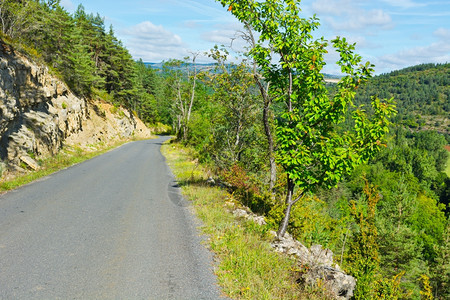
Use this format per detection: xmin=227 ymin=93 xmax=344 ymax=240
xmin=312 ymin=0 xmax=352 ymax=15
xmin=434 ymin=27 xmax=450 ymax=39
xmin=60 ymin=0 xmax=74 ymax=11
xmin=201 ymin=23 xmax=249 ymax=51
xmin=311 ymin=0 xmax=393 ymax=32
xmin=329 ymin=9 xmax=393 ymax=31
xmin=377 ymin=28 xmax=450 ymax=72
xmin=124 ymin=21 xmax=189 ymax=62
xmin=345 ymin=35 xmax=380 ymax=49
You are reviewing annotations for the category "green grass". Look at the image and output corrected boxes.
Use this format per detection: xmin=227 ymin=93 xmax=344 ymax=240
xmin=0 ymin=140 xmax=131 ymax=193
xmin=162 ymin=143 xmax=328 ymax=299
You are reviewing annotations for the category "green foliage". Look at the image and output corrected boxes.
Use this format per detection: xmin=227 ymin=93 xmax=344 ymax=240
xmin=0 ymin=0 xmax=41 ymax=39
xmin=410 ymin=194 xmax=446 ymax=261
xmin=160 ymin=57 xmax=204 ymax=141
xmin=0 ymin=161 xmax=4 ymax=179
xmin=0 ymin=1 xmax=141 ymax=110
xmin=330 ymin=126 xmax=448 ymax=297
xmin=202 ymin=50 xmax=267 ymax=172
xmin=151 ymin=122 xmax=172 ymax=135
xmin=373 ymin=272 xmax=405 ymax=300
xmin=162 ymin=143 xmax=306 ymax=299
xmin=446 ymin=155 xmax=450 ymax=177
xmin=268 ymin=195 xmax=346 ymax=249
xmin=354 ymin=63 xmax=450 ymax=133
xmin=420 ymin=275 xmax=434 ymax=300
xmin=433 ymin=220 xmax=450 ymax=299
xmin=217 ymin=0 xmax=396 ymax=237
xmin=346 ymin=182 xmax=380 ymax=299
xmin=109 ymin=105 xmax=118 ymax=115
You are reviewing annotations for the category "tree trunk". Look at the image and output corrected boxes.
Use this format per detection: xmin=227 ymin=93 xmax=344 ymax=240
xmin=262 ymin=94 xmax=276 ymax=192
xmin=183 ymin=121 xmax=188 ymax=142
xmin=277 ymin=176 xmax=295 ymax=238
xmin=277 ymin=175 xmax=304 ymax=238
xmin=184 ymin=52 xmax=199 ymax=142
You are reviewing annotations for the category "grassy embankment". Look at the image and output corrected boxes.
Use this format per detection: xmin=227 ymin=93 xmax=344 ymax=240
xmin=0 ymin=140 xmax=134 ymax=192
xmin=161 ymin=142 xmax=330 ymax=300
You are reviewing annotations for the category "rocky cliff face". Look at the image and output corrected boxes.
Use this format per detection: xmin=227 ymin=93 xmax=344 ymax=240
xmin=0 ymin=40 xmax=151 ymax=173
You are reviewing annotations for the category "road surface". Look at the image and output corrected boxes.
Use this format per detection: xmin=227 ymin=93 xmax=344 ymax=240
xmin=0 ymin=137 xmax=222 ymax=299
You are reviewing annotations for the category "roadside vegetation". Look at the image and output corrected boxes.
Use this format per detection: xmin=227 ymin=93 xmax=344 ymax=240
xmin=162 ymin=142 xmax=334 ymax=299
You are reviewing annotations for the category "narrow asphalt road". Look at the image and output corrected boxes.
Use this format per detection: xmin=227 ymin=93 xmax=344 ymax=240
xmin=0 ymin=137 xmax=222 ymax=299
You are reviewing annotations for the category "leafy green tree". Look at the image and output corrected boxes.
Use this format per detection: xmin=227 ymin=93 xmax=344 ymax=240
xmin=414 ymin=131 xmax=448 ymax=173
xmin=205 ymin=48 xmax=262 ymax=170
xmin=217 ymin=0 xmax=396 ymax=237
xmin=162 ymin=55 xmax=200 ymax=142
xmin=102 ymin=26 xmax=122 ymax=97
xmin=409 ymin=194 xmax=446 ymax=262
xmin=239 ymin=26 xmax=277 ymax=191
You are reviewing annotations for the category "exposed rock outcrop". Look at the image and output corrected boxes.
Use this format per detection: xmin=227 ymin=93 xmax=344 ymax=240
xmin=271 ymin=233 xmax=356 ymax=300
xmin=0 ymin=39 xmax=151 ymax=173
xmin=232 ymin=207 xmax=356 ymax=300
xmin=233 ymin=208 xmax=267 ymax=226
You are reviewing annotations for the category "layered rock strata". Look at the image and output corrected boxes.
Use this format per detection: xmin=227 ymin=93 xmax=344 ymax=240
xmin=0 ymin=40 xmax=151 ymax=172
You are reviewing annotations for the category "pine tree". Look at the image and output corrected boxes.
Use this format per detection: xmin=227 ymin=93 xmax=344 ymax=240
xmin=346 ymin=182 xmax=380 ymax=299
xmin=433 ymin=220 xmax=450 ymax=299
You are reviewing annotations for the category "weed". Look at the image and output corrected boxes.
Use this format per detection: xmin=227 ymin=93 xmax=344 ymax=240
xmin=26 ymin=150 xmax=36 ymax=160
xmin=110 ymin=106 xmax=118 ymax=114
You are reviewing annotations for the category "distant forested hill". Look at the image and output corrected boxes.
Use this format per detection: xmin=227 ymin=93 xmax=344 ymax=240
xmin=354 ymin=63 xmax=450 ymax=134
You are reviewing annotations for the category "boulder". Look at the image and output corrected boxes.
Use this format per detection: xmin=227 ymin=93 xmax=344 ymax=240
xmin=271 ymin=233 xmax=356 ymax=299
xmin=232 ymin=208 xmax=267 ymax=226
xmin=19 ymin=155 xmax=39 ymax=171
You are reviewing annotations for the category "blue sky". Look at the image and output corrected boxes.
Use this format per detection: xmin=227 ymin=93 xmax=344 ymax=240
xmin=61 ymin=0 xmax=450 ymax=74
